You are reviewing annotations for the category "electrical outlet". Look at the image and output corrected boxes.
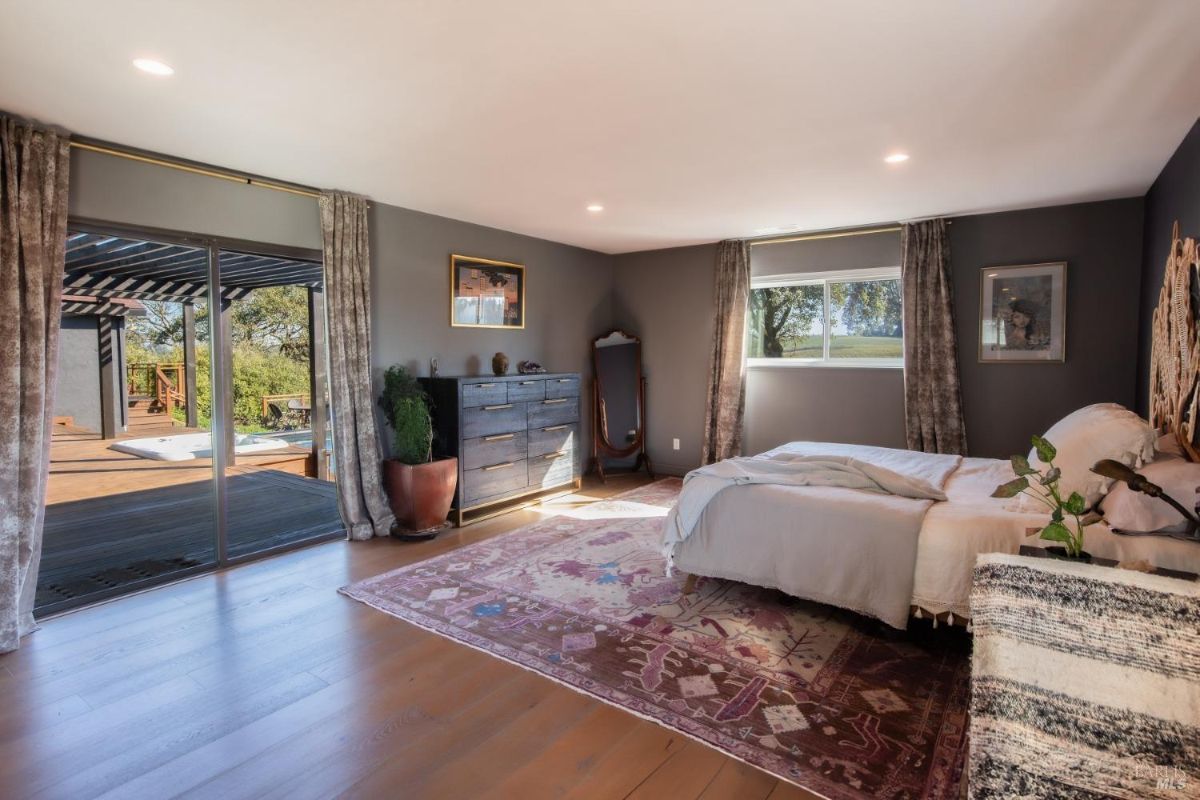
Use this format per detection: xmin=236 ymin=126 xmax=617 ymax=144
xmin=672 ymin=438 xmax=680 ymax=450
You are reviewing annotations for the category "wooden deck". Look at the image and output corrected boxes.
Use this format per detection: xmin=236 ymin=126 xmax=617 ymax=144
xmin=39 ymin=424 xmax=343 ymax=614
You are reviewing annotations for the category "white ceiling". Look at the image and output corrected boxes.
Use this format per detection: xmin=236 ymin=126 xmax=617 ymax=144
xmin=3 ymin=0 xmax=1200 ymax=254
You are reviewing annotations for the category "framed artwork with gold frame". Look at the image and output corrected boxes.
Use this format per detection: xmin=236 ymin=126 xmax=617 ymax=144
xmin=449 ymin=254 xmax=525 ymax=329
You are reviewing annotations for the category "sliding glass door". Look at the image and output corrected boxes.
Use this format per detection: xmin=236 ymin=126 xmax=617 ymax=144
xmin=37 ymin=226 xmax=339 ymax=616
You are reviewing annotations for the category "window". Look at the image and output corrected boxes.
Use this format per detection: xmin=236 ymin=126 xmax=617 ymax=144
xmin=746 ymin=267 xmax=903 ymax=367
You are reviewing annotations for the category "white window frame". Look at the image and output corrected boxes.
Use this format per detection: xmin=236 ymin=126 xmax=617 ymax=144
xmin=746 ymin=267 xmax=904 ymax=369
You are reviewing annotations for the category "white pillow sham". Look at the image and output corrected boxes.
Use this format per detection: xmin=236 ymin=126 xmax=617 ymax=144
xmin=1009 ymin=403 xmax=1156 ymax=512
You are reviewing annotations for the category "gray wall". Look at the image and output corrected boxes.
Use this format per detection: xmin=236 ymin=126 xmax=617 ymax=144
xmin=951 ymin=198 xmax=1145 ymax=458
xmin=614 ymin=198 xmax=1146 ymax=471
xmin=1137 ymin=117 xmax=1200 ymax=415
xmin=55 ymin=316 xmax=102 ymax=431
xmin=69 ymin=148 xmax=321 ymax=250
xmin=369 ymin=203 xmax=614 ymax=458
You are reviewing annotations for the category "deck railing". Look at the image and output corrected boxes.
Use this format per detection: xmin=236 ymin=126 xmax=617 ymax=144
xmin=127 ymin=362 xmax=186 ymax=413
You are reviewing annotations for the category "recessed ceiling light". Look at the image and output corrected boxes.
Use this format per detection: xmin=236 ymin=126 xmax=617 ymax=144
xmin=586 ymin=204 xmax=604 ymax=212
xmin=133 ymin=58 xmax=174 ymax=76
xmin=884 ymin=153 xmax=910 ymax=164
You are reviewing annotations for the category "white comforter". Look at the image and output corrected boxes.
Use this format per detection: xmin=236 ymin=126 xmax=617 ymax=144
xmin=664 ymin=442 xmax=962 ymax=628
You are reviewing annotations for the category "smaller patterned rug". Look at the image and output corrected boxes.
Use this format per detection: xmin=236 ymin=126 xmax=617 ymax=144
xmin=341 ymin=479 xmax=969 ymax=799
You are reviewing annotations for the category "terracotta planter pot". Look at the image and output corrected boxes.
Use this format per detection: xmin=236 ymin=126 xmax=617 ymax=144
xmin=382 ymin=457 xmax=458 ymax=539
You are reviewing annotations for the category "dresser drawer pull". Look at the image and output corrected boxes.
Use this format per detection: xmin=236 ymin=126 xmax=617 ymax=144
xmin=482 ymin=461 xmax=514 ymax=472
xmin=543 ymin=398 xmax=568 ymax=405
xmin=482 ymin=403 xmax=513 ymax=411
xmin=482 ymin=433 xmax=515 ymax=442
xmin=474 ymin=383 xmax=497 ymax=388
xmin=542 ymin=425 xmax=569 ymax=432
xmin=557 ymin=379 xmax=574 ymax=383
xmin=542 ymin=451 xmax=569 ymax=460
xmin=519 ymin=381 xmax=537 ymax=385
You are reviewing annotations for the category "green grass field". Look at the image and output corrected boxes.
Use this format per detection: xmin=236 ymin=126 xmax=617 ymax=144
xmin=771 ymin=335 xmax=902 ymax=359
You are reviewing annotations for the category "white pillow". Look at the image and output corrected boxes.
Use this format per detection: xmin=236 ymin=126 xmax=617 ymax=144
xmin=1100 ymin=453 xmax=1200 ymax=532
xmin=1009 ymin=403 xmax=1156 ymax=511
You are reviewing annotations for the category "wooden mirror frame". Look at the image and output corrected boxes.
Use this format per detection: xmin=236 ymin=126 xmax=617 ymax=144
xmin=590 ymin=329 xmax=654 ymax=482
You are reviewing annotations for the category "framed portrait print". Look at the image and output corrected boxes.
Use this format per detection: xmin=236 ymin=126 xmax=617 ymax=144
xmin=450 ymin=254 xmax=525 ymax=329
xmin=979 ymin=262 xmax=1066 ymax=362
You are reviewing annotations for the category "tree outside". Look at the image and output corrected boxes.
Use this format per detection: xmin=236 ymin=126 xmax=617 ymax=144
xmin=747 ymin=278 xmax=902 ymax=359
xmin=125 ymin=286 xmax=313 ymax=432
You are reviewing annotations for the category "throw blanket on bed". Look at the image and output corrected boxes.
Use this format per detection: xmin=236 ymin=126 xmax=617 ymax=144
xmin=970 ymin=554 xmax=1200 ymax=799
xmin=663 ymin=442 xmax=962 ymax=628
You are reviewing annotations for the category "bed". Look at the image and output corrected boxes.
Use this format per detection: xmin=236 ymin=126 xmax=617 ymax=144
xmin=666 ymin=440 xmax=1200 ymax=628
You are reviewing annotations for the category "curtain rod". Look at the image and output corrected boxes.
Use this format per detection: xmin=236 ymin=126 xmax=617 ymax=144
xmin=748 ymin=220 xmax=951 ymax=247
xmin=69 ymin=141 xmax=321 ymax=199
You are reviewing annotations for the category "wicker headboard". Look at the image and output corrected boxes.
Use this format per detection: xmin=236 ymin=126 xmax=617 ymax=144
xmin=1149 ymin=222 xmax=1200 ymax=461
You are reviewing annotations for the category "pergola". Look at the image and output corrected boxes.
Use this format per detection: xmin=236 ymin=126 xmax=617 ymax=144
xmin=61 ymin=230 xmax=330 ymax=479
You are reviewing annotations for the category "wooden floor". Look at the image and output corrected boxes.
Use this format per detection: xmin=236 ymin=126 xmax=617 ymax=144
xmin=39 ymin=424 xmax=342 ymax=615
xmin=2 ymin=475 xmax=818 ymax=800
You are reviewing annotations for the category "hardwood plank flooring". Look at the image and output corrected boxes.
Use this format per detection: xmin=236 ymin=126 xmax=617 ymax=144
xmin=1 ymin=475 xmax=820 ymax=800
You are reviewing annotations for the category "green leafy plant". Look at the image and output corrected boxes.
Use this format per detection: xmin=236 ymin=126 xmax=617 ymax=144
xmin=992 ymin=435 xmax=1101 ymax=557
xmin=379 ymin=366 xmax=433 ymax=464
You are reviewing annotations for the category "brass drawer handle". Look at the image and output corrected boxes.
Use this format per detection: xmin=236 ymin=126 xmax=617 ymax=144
xmin=542 ymin=451 xmax=569 ymax=460
xmin=519 ymin=381 xmax=537 ymax=385
xmin=474 ymin=383 xmax=497 ymax=388
xmin=482 ymin=433 xmax=515 ymax=442
xmin=557 ymin=379 xmax=574 ymax=383
xmin=543 ymin=398 xmax=568 ymax=405
xmin=482 ymin=403 xmax=513 ymax=411
xmin=542 ymin=425 xmax=569 ymax=432
xmin=482 ymin=461 xmax=514 ymax=471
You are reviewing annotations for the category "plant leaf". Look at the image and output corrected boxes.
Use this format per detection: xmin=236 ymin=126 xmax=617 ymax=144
xmin=1064 ymin=492 xmax=1087 ymax=515
xmin=1039 ymin=521 xmax=1073 ymax=544
xmin=1010 ymin=454 xmax=1035 ymax=476
xmin=991 ymin=477 xmax=1029 ymax=498
xmin=1038 ymin=467 xmax=1062 ymax=486
xmin=1031 ymin=435 xmax=1057 ymax=464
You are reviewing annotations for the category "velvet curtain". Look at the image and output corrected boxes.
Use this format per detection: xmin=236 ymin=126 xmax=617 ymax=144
xmin=701 ymin=239 xmax=750 ymax=464
xmin=319 ymin=191 xmax=395 ymax=540
xmin=901 ymin=219 xmax=967 ymax=455
xmin=0 ymin=116 xmax=70 ymax=653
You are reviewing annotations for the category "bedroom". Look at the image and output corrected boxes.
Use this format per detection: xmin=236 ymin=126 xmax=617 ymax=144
xmin=1 ymin=2 xmax=1198 ymax=799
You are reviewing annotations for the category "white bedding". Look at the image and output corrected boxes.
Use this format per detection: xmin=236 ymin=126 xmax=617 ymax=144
xmin=669 ymin=446 xmax=1200 ymax=624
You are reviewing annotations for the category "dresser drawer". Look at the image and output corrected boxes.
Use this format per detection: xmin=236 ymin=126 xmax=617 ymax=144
xmin=546 ymin=377 xmax=581 ymax=399
xmin=462 ymin=381 xmax=507 ymax=407
xmin=529 ymin=423 xmax=578 ymax=457
xmin=528 ymin=449 xmax=575 ymax=489
xmin=462 ymin=459 xmax=528 ymax=507
xmin=462 ymin=402 xmax=527 ymax=438
xmin=528 ymin=398 xmax=578 ymax=428
xmin=462 ymin=431 xmax=527 ymax=471
xmin=507 ymin=379 xmax=545 ymax=403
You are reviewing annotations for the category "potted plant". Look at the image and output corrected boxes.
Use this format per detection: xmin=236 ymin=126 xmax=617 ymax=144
xmin=992 ymin=435 xmax=1102 ymax=559
xmin=379 ymin=366 xmax=457 ymax=539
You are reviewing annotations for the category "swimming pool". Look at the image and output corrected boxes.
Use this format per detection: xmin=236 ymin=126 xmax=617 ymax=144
xmin=111 ymin=432 xmax=291 ymax=461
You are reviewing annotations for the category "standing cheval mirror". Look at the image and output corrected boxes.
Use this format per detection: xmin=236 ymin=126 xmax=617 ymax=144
xmin=590 ymin=330 xmax=654 ymax=482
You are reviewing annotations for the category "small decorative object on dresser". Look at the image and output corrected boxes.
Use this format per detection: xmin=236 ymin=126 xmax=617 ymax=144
xmin=378 ymin=366 xmax=458 ymax=539
xmin=517 ymin=360 xmax=546 ymax=374
xmin=979 ymin=261 xmax=1066 ymax=362
xmin=420 ymin=373 xmax=582 ymax=525
xmin=450 ymin=254 xmax=525 ymax=329
xmin=491 ymin=352 xmax=509 ymax=376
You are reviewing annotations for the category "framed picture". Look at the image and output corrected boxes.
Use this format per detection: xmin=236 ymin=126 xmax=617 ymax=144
xmin=979 ymin=262 xmax=1066 ymax=362
xmin=449 ymin=254 xmax=525 ymax=329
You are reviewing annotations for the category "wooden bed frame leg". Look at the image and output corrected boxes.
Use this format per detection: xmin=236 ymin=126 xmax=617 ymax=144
xmin=682 ymin=573 xmax=698 ymax=594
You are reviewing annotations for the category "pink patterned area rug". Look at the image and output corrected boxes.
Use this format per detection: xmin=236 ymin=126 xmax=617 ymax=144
xmin=341 ymin=479 xmax=968 ymax=799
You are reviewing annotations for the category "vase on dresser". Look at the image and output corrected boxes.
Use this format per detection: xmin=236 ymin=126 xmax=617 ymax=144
xmin=419 ymin=373 xmax=583 ymax=526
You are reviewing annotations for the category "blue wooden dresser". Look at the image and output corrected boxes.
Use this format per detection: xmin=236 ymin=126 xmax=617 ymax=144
xmin=421 ymin=373 xmax=582 ymax=525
